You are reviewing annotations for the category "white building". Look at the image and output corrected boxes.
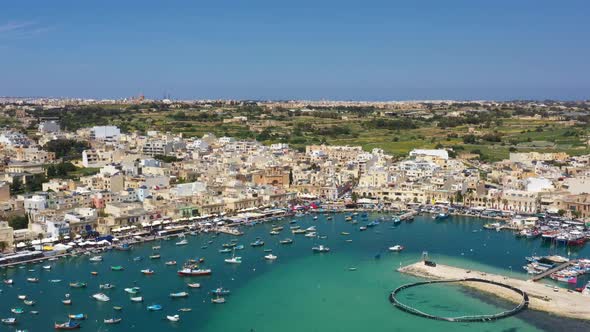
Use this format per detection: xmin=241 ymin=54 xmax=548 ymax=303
xmin=38 ymin=121 xmax=60 ymax=133
xmin=91 ymin=126 xmax=121 ymax=143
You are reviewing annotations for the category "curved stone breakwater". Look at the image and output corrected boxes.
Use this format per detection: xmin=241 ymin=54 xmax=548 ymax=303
xmin=390 ymin=278 xmax=529 ymax=322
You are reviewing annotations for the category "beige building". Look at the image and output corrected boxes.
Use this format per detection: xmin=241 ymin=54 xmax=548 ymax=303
xmin=0 ymin=221 xmax=14 ymax=252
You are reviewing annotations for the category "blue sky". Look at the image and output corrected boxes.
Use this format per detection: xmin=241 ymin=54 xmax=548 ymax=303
xmin=1 ymin=0 xmax=589 ymax=100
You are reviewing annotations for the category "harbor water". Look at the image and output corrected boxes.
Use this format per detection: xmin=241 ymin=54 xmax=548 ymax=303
xmin=2 ymin=214 xmax=590 ymax=331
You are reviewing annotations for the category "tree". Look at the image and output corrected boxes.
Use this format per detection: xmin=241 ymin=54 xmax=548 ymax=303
xmin=8 ymin=215 xmax=28 ymax=230
xmin=351 ymin=192 xmax=358 ymax=202
xmin=462 ymin=135 xmax=477 ymax=144
xmin=46 ymin=165 xmax=57 ymax=178
xmin=0 ymin=241 xmax=7 ymax=253
xmin=10 ymin=178 xmax=23 ymax=194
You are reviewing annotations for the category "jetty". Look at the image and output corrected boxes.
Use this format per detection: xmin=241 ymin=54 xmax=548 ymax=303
xmin=398 ymin=261 xmax=590 ymax=321
xmin=529 ymin=260 xmax=575 ymax=282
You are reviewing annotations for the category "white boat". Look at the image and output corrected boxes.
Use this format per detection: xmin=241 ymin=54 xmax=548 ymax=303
xmin=166 ymin=314 xmax=180 ymax=322
xmin=305 ymin=232 xmax=317 ymax=238
xmin=3 ymin=279 xmax=13 ymax=285
xmin=17 ymin=295 xmax=26 ymax=300
xmin=211 ymin=297 xmax=226 ymax=304
xmin=92 ymin=293 xmax=110 ymax=302
xmin=170 ymin=291 xmax=189 ymax=298
xmin=89 ymin=256 xmax=103 ymax=262
xmin=187 ymin=283 xmax=201 ymax=288
xmin=305 ymin=226 xmax=316 ymax=232
xmin=388 ymin=245 xmax=404 ymax=252
xmin=176 ymin=239 xmax=188 ymax=246
xmin=130 ymin=296 xmax=143 ymax=302
xmin=1 ymin=318 xmax=16 ymax=325
xmin=224 ymin=256 xmax=242 ymax=264
xmin=312 ymin=245 xmax=330 ymax=253
xmin=99 ymin=283 xmax=115 ymax=290
xmin=264 ymin=254 xmax=277 ymax=260
xmin=43 ymin=265 xmax=51 ymax=270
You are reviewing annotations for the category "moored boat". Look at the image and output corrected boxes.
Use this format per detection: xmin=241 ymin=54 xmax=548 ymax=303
xmin=170 ymin=291 xmax=189 ymax=298
xmin=388 ymin=245 xmax=404 ymax=252
xmin=141 ymin=269 xmax=155 ymax=275
xmin=54 ymin=320 xmax=81 ymax=330
xmin=104 ymin=318 xmax=122 ymax=324
xmin=280 ymin=238 xmax=293 ymax=244
xmin=1 ymin=318 xmax=16 ymax=325
xmin=68 ymin=314 xmax=87 ymax=320
xmin=312 ymin=245 xmax=330 ymax=253
xmin=177 ymin=267 xmax=212 ymax=276
xmin=147 ymin=304 xmax=162 ymax=311
xmin=92 ymin=293 xmax=110 ymax=302
xmin=166 ymin=314 xmax=180 ymax=322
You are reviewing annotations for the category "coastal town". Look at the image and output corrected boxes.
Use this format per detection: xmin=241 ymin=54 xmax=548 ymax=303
xmin=1 ymin=99 xmax=590 ymax=256
xmin=1 ymin=99 xmax=590 ymax=329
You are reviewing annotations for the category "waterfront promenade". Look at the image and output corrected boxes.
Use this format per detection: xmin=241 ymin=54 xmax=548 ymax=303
xmin=398 ymin=261 xmax=590 ymax=321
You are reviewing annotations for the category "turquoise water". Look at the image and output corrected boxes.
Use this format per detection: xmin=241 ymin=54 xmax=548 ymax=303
xmin=2 ymin=214 xmax=590 ymax=331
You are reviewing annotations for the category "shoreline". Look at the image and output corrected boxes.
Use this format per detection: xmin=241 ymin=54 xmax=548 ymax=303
xmin=398 ymin=261 xmax=590 ymax=321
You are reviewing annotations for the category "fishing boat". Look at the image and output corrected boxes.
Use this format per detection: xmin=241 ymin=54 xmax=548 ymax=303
xmin=270 ymin=230 xmax=280 ymax=235
xmin=147 ymin=304 xmax=162 ymax=311
xmin=250 ymin=239 xmax=265 ymax=247
xmin=165 ymin=260 xmax=177 ymax=266
xmin=130 ymin=296 xmax=143 ymax=302
xmin=141 ymin=269 xmax=155 ymax=275
xmin=23 ymin=300 xmax=35 ymax=306
xmin=1 ymin=318 xmax=16 ymax=325
xmin=11 ymin=308 xmax=24 ymax=314
xmin=99 ymin=283 xmax=115 ymax=290
xmin=166 ymin=314 xmax=180 ymax=322
xmin=69 ymin=282 xmax=87 ymax=288
xmin=104 ymin=318 xmax=122 ymax=324
xmin=366 ymin=221 xmax=379 ymax=227
xmin=224 ymin=254 xmax=242 ymax=264
xmin=359 ymin=226 xmax=367 ymax=231
xmin=170 ymin=291 xmax=189 ymax=298
xmin=264 ymin=249 xmax=273 ymax=252
xmin=3 ymin=279 xmax=13 ymax=285
xmin=179 ymin=308 xmax=192 ymax=312
xmin=50 ymin=279 xmax=62 ymax=283
xmin=348 ymin=267 xmax=357 ymax=271
xmin=187 ymin=283 xmax=201 ymax=288
xmin=17 ymin=295 xmax=26 ymax=300
xmin=92 ymin=293 xmax=110 ymax=302
xmin=31 ymin=310 xmax=39 ymax=314
xmin=388 ymin=245 xmax=404 ymax=252
xmin=133 ymin=257 xmax=143 ymax=262
xmin=210 ymin=287 xmax=230 ymax=296
xmin=312 ymin=245 xmax=330 ymax=253
xmin=211 ymin=296 xmax=226 ymax=304
xmin=152 ymin=246 xmax=161 ymax=250
xmin=89 ymin=256 xmax=102 ymax=262
xmin=177 ymin=267 xmax=212 ymax=276
xmin=305 ymin=232 xmax=317 ymax=238
xmin=115 ymin=244 xmax=132 ymax=251
xmin=201 ymin=245 xmax=208 ymax=249
xmin=345 ymin=239 xmax=353 ymax=243
xmin=113 ymin=306 xmax=123 ymax=311
xmin=272 ymin=226 xmax=284 ymax=232
xmin=345 ymin=216 xmax=353 ymax=221
xmin=434 ymin=213 xmax=449 ymax=220
xmin=54 ymin=320 xmax=80 ymax=330
xmin=26 ymin=278 xmax=39 ymax=283
xmin=176 ymin=239 xmax=188 ymax=246
xmin=234 ymin=245 xmax=244 ymax=250
xmin=218 ymin=248 xmax=232 ymax=253
xmin=280 ymin=238 xmax=293 ymax=244
xmin=124 ymin=287 xmax=141 ymax=294
xmin=68 ymin=314 xmax=87 ymax=320
xmin=222 ymin=243 xmax=237 ymax=248
xmin=110 ymin=266 xmax=124 ymax=271
xmin=341 ymin=232 xmax=350 ymax=235
xmin=292 ymin=229 xmax=306 ymax=234
xmin=149 ymin=254 xmax=161 ymax=259
xmin=91 ymin=271 xmax=98 ymax=276
xmin=62 ymin=299 xmax=72 ymax=305
xmin=290 ymin=225 xmax=300 ymax=230
xmin=264 ymin=254 xmax=278 ymax=260
xmin=43 ymin=265 xmax=52 ymax=270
